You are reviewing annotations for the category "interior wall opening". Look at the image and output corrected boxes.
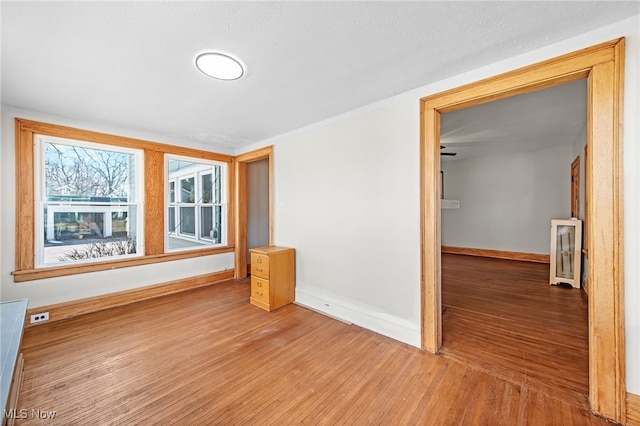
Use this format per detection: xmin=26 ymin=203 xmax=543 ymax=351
xmin=437 ymin=79 xmax=589 ymax=405
xmin=234 ymin=146 xmax=273 ymax=279
xmin=421 ymin=38 xmax=626 ymax=423
xmin=246 ymin=158 xmax=270 ymax=267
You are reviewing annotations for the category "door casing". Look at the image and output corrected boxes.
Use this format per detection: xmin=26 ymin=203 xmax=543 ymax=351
xmin=571 ymin=155 xmax=581 ymax=218
xmin=420 ymin=39 xmax=625 ymax=422
xmin=234 ymin=146 xmax=274 ymax=278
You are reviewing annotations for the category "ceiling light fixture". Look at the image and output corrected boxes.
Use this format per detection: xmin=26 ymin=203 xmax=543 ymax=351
xmin=195 ymin=52 xmax=244 ymax=81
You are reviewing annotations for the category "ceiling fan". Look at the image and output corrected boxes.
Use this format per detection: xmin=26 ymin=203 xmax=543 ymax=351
xmin=440 ymin=145 xmax=457 ymax=156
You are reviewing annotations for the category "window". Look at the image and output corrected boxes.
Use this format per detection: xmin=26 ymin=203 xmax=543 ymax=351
xmin=36 ymin=135 xmax=143 ymax=266
xmin=166 ymin=156 xmax=226 ymax=251
xmin=13 ymin=119 xmax=235 ymax=282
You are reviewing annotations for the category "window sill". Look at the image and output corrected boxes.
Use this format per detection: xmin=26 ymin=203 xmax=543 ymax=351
xmin=12 ymin=245 xmax=235 ymax=282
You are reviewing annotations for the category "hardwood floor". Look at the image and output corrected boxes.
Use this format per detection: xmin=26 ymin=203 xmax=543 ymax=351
xmin=441 ymin=253 xmax=590 ymax=408
xmin=14 ymin=275 xmax=607 ymax=425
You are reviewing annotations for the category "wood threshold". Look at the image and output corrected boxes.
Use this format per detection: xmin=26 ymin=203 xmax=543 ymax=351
xmin=628 ymin=392 xmax=640 ymax=426
xmin=24 ymin=269 xmax=234 ymax=327
xmin=441 ymin=246 xmax=550 ymax=263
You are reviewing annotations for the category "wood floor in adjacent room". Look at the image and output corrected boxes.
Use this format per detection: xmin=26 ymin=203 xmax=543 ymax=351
xmin=441 ymin=253 xmax=590 ymax=409
xmin=16 ymin=259 xmax=603 ymax=425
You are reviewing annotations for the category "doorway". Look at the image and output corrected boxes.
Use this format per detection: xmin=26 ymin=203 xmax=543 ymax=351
xmin=246 ymin=158 xmax=270 ymax=260
xmin=420 ymin=39 xmax=625 ymax=421
xmin=234 ymin=146 xmax=273 ymax=278
xmin=437 ymin=79 xmax=589 ymax=404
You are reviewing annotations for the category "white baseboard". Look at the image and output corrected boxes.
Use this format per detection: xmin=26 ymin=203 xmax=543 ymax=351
xmin=295 ymin=287 xmax=421 ymax=348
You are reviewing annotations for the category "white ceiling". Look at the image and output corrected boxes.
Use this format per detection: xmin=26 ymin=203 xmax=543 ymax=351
xmin=1 ymin=2 xmax=638 ymax=152
xmin=440 ymin=79 xmax=587 ymax=162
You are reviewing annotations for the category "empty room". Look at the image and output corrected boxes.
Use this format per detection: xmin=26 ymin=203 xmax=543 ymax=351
xmin=438 ymin=80 xmax=592 ymax=406
xmin=1 ymin=2 xmax=639 ymax=425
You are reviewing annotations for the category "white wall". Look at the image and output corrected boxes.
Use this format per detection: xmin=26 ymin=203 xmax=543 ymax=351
xmin=273 ymin=99 xmax=422 ymax=346
xmin=239 ymin=16 xmax=640 ymax=392
xmin=621 ymin=20 xmax=640 ymax=394
xmin=441 ymin=144 xmax=572 ymax=254
xmin=246 ymin=159 xmax=270 ymax=257
xmin=0 ymin=106 xmax=234 ymax=308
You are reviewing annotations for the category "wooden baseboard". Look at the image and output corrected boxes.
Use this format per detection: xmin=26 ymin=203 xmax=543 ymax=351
xmin=441 ymin=246 xmax=550 ymax=264
xmin=628 ymin=392 xmax=640 ymax=426
xmin=25 ymin=269 xmax=235 ymax=327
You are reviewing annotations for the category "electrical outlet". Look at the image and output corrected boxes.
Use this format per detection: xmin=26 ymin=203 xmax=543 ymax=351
xmin=30 ymin=312 xmax=49 ymax=324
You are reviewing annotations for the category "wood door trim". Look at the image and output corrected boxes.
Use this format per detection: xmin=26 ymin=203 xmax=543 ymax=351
xmin=420 ymin=38 xmax=625 ymax=422
xmin=234 ymin=146 xmax=274 ymax=279
xmin=584 ymin=143 xmax=590 ymax=260
xmin=571 ymin=155 xmax=580 ymax=218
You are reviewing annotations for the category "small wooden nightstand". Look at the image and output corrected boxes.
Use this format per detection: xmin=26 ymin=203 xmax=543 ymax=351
xmin=249 ymin=246 xmax=295 ymax=311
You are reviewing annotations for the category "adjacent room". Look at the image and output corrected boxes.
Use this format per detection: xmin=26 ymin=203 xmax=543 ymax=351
xmin=438 ymin=80 xmax=591 ymax=406
xmin=1 ymin=2 xmax=639 ymax=425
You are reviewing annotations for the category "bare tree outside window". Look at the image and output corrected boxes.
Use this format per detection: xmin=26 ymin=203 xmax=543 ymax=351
xmin=39 ymin=139 xmax=141 ymax=265
xmin=45 ymin=143 xmax=131 ymax=199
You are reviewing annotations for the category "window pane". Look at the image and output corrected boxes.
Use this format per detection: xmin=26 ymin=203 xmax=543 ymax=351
xmin=214 ymin=165 xmax=222 ymax=204
xmin=39 ymin=137 xmax=141 ymax=267
xmin=168 ymin=207 xmax=175 ymax=235
xmin=43 ymin=206 xmax=137 ymax=265
xmin=169 ymin=181 xmax=175 ymax=203
xmin=110 ymin=211 xmax=130 ymax=238
xmin=200 ymin=206 xmax=213 ymax=239
xmin=45 ymin=142 xmax=135 ymax=202
xmin=213 ymin=205 xmax=222 ymax=244
xmin=180 ymin=177 xmax=195 ymax=203
xmin=201 ymin=173 xmax=212 ymax=203
xmin=179 ymin=207 xmax=195 ymax=236
xmin=166 ymin=156 xmax=226 ymax=252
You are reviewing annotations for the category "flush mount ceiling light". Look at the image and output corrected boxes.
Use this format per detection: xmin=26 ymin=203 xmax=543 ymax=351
xmin=195 ymin=52 xmax=244 ymax=81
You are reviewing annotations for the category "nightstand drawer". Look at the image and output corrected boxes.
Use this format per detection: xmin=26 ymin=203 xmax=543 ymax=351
xmin=251 ymin=253 xmax=270 ymax=278
xmin=251 ymin=277 xmax=270 ymax=303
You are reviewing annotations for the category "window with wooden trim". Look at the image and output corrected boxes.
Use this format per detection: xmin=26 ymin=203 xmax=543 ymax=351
xmin=166 ymin=155 xmax=227 ymax=251
xmin=13 ymin=119 xmax=235 ymax=282
xmin=36 ymin=135 xmax=144 ymax=266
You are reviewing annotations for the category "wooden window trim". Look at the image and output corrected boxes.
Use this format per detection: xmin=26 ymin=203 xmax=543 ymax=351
xmin=13 ymin=119 xmax=235 ymax=282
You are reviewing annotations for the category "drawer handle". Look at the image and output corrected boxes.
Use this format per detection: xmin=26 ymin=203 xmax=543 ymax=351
xmin=257 ymin=282 xmax=262 ymax=287
xmin=257 ymin=258 xmax=262 ymax=263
